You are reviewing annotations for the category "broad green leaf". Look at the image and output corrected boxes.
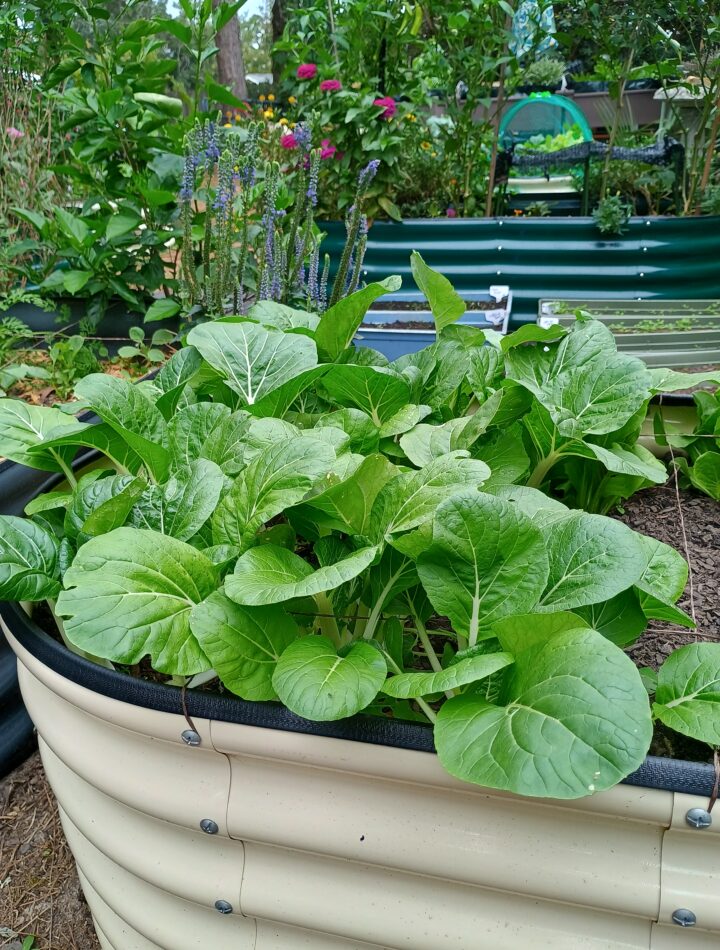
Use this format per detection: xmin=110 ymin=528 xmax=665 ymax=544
xmin=81 ymin=476 xmax=148 ymax=539
xmin=684 ymin=452 xmax=720 ymax=500
xmin=410 ymin=251 xmax=465 ymax=332
xmin=382 ymin=651 xmax=513 ymax=699
xmin=272 ymin=636 xmax=387 ymax=721
xmin=399 ymin=392 xmax=505 ymax=467
xmin=106 ymin=212 xmax=141 ymax=241
xmin=131 ymin=460 xmax=225 ymax=541
xmin=507 ymin=320 xmax=652 ymax=438
xmin=379 ymin=404 xmax=432 ymax=438
xmin=316 ymin=408 xmax=379 ymax=454
xmin=187 ymin=320 xmax=318 ymax=406
xmin=472 ymin=424 xmax=529 ymax=489
xmin=0 ymin=516 xmax=60 ymax=601
xmin=635 ymin=535 xmax=688 ymax=605
xmin=489 ymin=611 xmax=591 ymax=651
xmin=575 ymin=591 xmax=648 ymax=647
xmin=417 ymin=491 xmax=549 ymax=642
xmin=75 ymin=374 xmax=170 ymax=481
xmin=436 ymin=627 xmax=652 ymax=798
xmin=249 ymin=366 xmax=329 ymax=419
xmin=24 ymin=491 xmax=73 ymax=516
xmin=226 ymin=543 xmax=379 ymax=605
xmin=62 ymin=269 xmax=93 ymax=293
xmin=134 ymin=91 xmax=183 ymax=115
xmin=320 ymin=364 xmax=411 ymax=426
xmin=212 ymin=437 xmax=335 ymax=549
xmin=491 ymin=485 xmax=570 ymax=526
xmin=0 ymin=400 xmax=81 ymax=471
xmin=54 ymin=206 xmax=89 ymax=247
xmin=293 ymin=453 xmax=397 ymax=534
xmin=370 ymin=452 xmax=491 ymax=541
xmin=568 ymin=442 xmax=668 ymax=483
xmin=538 ymin=512 xmax=645 ymax=611
xmin=315 ymin=276 xmax=401 ymax=360
xmin=145 ymin=297 xmax=181 ymax=323
xmin=653 ymin=643 xmax=720 ymax=745
xmin=190 ymin=591 xmax=298 ymax=701
xmin=638 ymin=592 xmax=695 ymax=629
xmin=247 ymin=301 xmax=320 ymax=331
xmin=367 ymin=547 xmax=418 ymax=613
xmin=30 ymin=422 xmax=142 ymax=475
xmin=500 ymin=323 xmax=567 ymax=351
xmin=167 ymin=402 xmax=232 ymax=470
xmin=649 ymin=367 xmax=720 ymax=393
xmin=56 ymin=528 xmax=217 ymax=675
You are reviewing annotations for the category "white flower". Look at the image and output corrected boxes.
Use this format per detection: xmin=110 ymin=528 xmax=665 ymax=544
xmin=163 ymin=237 xmax=176 ymax=248
xmin=140 ymin=208 xmax=146 ymax=219
xmin=127 ymin=244 xmax=141 ymax=252
xmin=109 ymin=200 xmax=118 ymax=211
xmin=90 ymin=202 xmax=101 ymax=212
xmin=138 ymin=223 xmax=147 ymax=231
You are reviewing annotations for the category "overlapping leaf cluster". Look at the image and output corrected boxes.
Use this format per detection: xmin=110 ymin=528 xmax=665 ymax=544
xmin=1 ymin=257 xmax=719 ymax=799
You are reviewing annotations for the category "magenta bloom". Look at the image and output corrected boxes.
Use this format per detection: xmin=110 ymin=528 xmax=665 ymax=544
xmin=297 ymin=63 xmax=318 ymax=80
xmin=373 ymin=96 xmax=396 ymax=119
xmin=280 ymin=133 xmax=298 ymax=150
xmin=320 ymin=138 xmax=337 ymax=160
xmin=320 ymin=79 xmax=342 ymax=92
xmin=446 ymin=207 xmax=457 ymax=218
xmin=5 ymin=126 xmax=23 ymax=140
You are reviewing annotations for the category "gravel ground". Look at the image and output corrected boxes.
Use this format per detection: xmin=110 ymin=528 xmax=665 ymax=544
xmin=0 ymin=481 xmax=717 ymax=948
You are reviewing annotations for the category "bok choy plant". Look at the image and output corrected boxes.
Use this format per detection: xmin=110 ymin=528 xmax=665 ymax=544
xmin=0 ymin=255 xmax=718 ymax=801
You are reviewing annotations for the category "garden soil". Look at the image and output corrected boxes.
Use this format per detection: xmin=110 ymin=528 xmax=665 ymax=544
xmin=0 ymin=482 xmax=717 ymax=948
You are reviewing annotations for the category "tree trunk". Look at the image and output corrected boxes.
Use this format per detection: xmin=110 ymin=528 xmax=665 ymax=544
xmin=213 ymin=0 xmax=248 ymax=100
xmin=271 ymin=0 xmax=287 ymax=86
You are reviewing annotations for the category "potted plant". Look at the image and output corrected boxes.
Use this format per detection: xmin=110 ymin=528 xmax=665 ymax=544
xmin=539 ymin=298 xmax=720 ymax=368
xmin=1 ymin=276 xmax=719 ymax=946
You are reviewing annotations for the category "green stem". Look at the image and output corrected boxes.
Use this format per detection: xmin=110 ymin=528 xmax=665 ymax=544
xmin=314 ymin=592 xmax=341 ymax=647
xmin=51 ymin=451 xmax=77 ymax=488
xmin=412 ymin=608 xmax=455 ymax=700
xmin=527 ymin=450 xmax=562 ymax=489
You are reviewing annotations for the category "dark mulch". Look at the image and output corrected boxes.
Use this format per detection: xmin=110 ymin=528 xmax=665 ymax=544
xmin=368 ymin=298 xmax=508 ymax=313
xmin=0 ymin=753 xmax=99 ymax=950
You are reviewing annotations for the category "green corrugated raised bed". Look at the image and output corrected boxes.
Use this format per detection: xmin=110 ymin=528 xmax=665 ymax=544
xmin=538 ymin=299 xmax=720 ymax=368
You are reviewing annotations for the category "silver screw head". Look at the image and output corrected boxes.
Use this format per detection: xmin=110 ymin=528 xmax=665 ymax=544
xmin=672 ymin=908 xmax=697 ymax=927
xmin=686 ymin=807 xmax=712 ymax=829
xmin=181 ymin=729 xmax=201 ymax=746
xmin=215 ymin=899 xmax=233 ymax=914
xmin=200 ymin=818 xmax=219 ymax=835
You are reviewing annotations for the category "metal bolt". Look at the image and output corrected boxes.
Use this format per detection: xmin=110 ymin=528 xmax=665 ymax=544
xmin=497 ymin=245 xmax=503 ymax=251
xmin=639 ymin=272 xmax=645 ymax=277
xmin=672 ymin=909 xmax=697 ymax=928
xmin=686 ymin=807 xmax=712 ymax=829
xmin=181 ymin=729 xmax=201 ymax=746
xmin=646 ymin=220 xmax=651 ymax=226
xmin=642 ymin=246 xmax=648 ymax=252
xmin=496 ymin=270 xmax=502 ymax=275
xmin=498 ymin=220 xmax=503 ymax=226
xmin=200 ymin=818 xmax=219 ymax=835
xmin=215 ymin=900 xmax=233 ymax=915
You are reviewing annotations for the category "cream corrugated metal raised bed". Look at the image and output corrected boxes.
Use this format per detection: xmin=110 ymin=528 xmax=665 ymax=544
xmin=3 ymin=603 xmax=719 ymax=950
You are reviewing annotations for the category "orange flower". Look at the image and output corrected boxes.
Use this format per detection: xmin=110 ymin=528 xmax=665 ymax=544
xmin=259 ymin=94 xmax=266 ymax=102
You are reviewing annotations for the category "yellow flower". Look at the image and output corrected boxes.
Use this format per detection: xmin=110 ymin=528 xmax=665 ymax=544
xmin=279 ymin=117 xmax=288 ymax=125
xmin=223 ymin=122 xmax=232 ymax=127
xmin=351 ymin=81 xmax=362 ymax=89
xmin=288 ymin=95 xmax=297 ymax=105
xmin=267 ymin=93 xmax=275 ymax=102
xmin=406 ymin=113 xmax=417 ymax=122
xmin=263 ymin=108 xmax=274 ymax=119
xmin=421 ymin=141 xmax=431 ymax=150
xmin=431 ymin=151 xmax=437 ymax=158
xmin=290 ymin=121 xmax=296 ymax=128
xmin=259 ymin=94 xmax=266 ymax=102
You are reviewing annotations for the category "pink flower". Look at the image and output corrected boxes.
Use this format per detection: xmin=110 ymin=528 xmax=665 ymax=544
xmin=446 ymin=207 xmax=457 ymax=218
xmin=320 ymin=79 xmax=342 ymax=92
xmin=373 ymin=96 xmax=396 ymax=120
xmin=280 ymin=133 xmax=298 ymax=150
xmin=297 ymin=63 xmax=318 ymax=80
xmin=320 ymin=138 xmax=337 ymax=160
xmin=5 ymin=126 xmax=23 ymax=140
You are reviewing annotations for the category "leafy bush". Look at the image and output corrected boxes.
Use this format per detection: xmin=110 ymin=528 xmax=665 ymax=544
xmin=592 ymin=194 xmax=632 ymax=234
xmin=655 ymin=387 xmax=720 ymax=500
xmin=520 ymin=57 xmax=566 ymax=88
xmin=0 ymin=258 xmax=718 ymax=800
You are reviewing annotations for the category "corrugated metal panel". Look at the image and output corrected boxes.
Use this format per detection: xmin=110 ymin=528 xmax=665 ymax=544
xmin=320 ymin=216 xmax=720 ymax=326
xmin=8 ymin=622 xmax=720 ymax=950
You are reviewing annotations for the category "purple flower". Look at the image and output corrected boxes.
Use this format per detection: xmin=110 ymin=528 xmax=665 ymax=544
xmin=297 ymin=63 xmax=318 ymax=80
xmin=358 ymin=159 xmax=380 ymax=189
xmin=320 ymin=79 xmax=342 ymax=92
xmin=293 ymin=124 xmax=312 ymax=153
